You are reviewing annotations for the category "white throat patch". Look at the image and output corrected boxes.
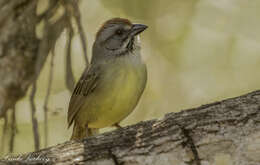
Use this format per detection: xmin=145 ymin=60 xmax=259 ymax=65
xmin=137 ymin=35 xmax=141 ymax=44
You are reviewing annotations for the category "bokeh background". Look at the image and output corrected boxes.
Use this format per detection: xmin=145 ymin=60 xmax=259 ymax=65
xmin=1 ymin=0 xmax=260 ymax=161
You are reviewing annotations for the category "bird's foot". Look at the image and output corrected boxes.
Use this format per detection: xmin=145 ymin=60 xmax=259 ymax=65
xmin=113 ymin=123 xmax=122 ymax=129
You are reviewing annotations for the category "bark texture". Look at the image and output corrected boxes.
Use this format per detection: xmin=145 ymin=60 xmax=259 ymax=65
xmin=0 ymin=0 xmax=39 ymax=117
xmin=0 ymin=0 xmax=84 ymax=151
xmin=1 ymin=90 xmax=260 ymax=165
xmin=0 ymin=0 xmax=80 ymax=117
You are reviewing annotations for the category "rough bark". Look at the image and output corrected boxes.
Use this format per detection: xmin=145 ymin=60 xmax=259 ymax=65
xmin=1 ymin=90 xmax=260 ymax=165
xmin=0 ymin=0 xmax=85 ymax=151
xmin=0 ymin=0 xmax=39 ymax=117
xmin=0 ymin=0 xmax=81 ymax=117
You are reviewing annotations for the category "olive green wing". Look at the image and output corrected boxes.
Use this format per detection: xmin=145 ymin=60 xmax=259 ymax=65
xmin=67 ymin=66 xmax=99 ymax=128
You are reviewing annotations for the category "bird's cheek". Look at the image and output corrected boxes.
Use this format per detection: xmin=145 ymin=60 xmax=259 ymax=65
xmin=105 ymin=39 xmax=121 ymax=50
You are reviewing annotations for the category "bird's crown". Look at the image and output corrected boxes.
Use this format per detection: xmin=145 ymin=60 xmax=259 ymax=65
xmin=96 ymin=18 xmax=132 ymax=38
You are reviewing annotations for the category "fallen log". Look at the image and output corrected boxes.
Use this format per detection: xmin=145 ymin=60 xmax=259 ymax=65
xmin=1 ymin=90 xmax=260 ymax=165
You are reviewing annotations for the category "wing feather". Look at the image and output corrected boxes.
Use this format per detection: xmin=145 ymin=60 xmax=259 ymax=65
xmin=67 ymin=65 xmax=100 ymax=128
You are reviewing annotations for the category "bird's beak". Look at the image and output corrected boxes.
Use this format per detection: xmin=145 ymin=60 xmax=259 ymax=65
xmin=130 ymin=24 xmax=148 ymax=36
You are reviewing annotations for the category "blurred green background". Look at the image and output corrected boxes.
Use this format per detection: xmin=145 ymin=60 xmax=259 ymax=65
xmin=1 ymin=0 xmax=260 ymax=158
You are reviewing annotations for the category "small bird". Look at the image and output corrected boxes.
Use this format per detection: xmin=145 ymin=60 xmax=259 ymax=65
xmin=67 ymin=18 xmax=148 ymax=140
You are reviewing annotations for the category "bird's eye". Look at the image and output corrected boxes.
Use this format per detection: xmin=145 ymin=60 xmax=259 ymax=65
xmin=116 ymin=29 xmax=123 ymax=35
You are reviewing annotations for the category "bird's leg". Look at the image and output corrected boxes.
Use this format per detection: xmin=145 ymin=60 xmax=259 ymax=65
xmin=85 ymin=124 xmax=99 ymax=137
xmin=85 ymin=124 xmax=91 ymax=137
xmin=113 ymin=123 xmax=122 ymax=129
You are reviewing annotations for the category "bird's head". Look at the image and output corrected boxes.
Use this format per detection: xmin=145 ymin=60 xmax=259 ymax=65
xmin=93 ymin=18 xmax=148 ymax=58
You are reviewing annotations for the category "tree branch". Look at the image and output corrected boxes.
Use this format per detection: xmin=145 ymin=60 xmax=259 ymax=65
xmin=0 ymin=115 xmax=8 ymax=153
xmin=9 ymin=107 xmax=17 ymax=153
xmin=1 ymin=90 xmax=260 ymax=165
xmin=0 ymin=0 xmax=86 ymax=153
xmin=65 ymin=23 xmax=75 ymax=93
xmin=43 ymin=50 xmax=55 ymax=148
xmin=69 ymin=0 xmax=89 ymax=66
xmin=29 ymin=83 xmax=40 ymax=151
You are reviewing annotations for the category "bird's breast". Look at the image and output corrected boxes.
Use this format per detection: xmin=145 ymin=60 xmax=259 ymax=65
xmin=85 ymin=56 xmax=147 ymax=128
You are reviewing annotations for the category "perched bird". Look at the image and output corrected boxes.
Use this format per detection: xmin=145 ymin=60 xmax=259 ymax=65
xmin=67 ymin=18 xmax=148 ymax=140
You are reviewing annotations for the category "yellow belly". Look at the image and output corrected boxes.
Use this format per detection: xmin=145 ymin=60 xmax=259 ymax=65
xmin=76 ymin=63 xmax=146 ymax=128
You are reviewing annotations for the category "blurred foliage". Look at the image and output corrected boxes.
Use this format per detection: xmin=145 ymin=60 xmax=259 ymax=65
xmin=1 ymin=0 xmax=260 ymax=159
xmin=100 ymin=0 xmax=199 ymax=63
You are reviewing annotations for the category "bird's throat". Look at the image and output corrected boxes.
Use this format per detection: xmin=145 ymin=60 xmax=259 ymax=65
xmin=127 ymin=37 xmax=135 ymax=51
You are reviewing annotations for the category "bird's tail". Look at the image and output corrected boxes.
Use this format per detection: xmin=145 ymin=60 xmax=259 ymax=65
xmin=70 ymin=123 xmax=99 ymax=140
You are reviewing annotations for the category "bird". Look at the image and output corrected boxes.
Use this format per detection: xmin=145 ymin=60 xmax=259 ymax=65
xmin=67 ymin=18 xmax=148 ymax=140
